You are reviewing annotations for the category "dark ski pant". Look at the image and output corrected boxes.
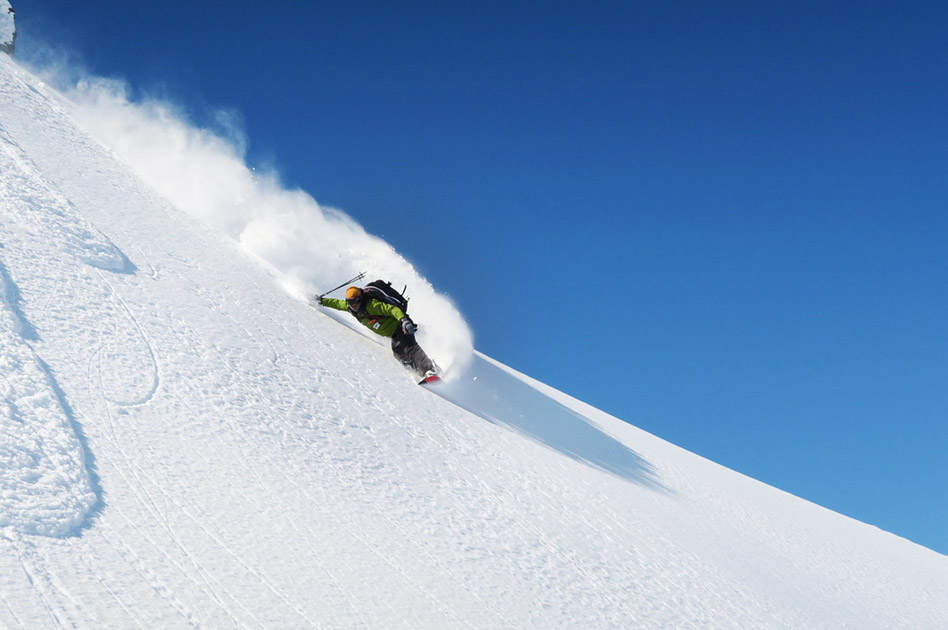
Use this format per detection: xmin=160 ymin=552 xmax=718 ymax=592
xmin=391 ymin=328 xmax=436 ymax=376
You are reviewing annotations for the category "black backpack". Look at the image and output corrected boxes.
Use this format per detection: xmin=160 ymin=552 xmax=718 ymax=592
xmin=362 ymin=279 xmax=409 ymax=313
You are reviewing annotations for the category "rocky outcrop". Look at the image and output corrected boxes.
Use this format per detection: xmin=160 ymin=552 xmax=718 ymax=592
xmin=1 ymin=1 xmax=15 ymax=57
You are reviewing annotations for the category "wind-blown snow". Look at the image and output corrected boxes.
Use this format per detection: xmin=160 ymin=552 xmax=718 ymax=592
xmin=61 ymin=76 xmax=473 ymax=376
xmin=1 ymin=52 xmax=947 ymax=629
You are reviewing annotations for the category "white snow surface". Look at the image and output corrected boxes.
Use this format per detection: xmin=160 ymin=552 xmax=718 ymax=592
xmin=1 ymin=53 xmax=947 ymax=629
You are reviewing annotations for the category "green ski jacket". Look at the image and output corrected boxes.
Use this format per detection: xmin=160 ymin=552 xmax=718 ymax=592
xmin=321 ymin=297 xmax=406 ymax=338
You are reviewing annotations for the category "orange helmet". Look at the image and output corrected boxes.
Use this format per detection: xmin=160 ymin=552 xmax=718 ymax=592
xmin=345 ymin=286 xmax=363 ymax=310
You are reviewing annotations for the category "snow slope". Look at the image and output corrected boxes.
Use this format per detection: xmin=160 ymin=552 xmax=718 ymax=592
xmin=1 ymin=53 xmax=947 ymax=629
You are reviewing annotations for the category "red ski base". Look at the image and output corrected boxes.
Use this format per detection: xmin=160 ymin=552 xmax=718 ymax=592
xmin=418 ymin=374 xmax=442 ymax=385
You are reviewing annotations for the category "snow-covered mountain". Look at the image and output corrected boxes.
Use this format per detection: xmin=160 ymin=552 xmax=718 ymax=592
xmin=1 ymin=53 xmax=947 ymax=630
xmin=0 ymin=1 xmax=13 ymax=57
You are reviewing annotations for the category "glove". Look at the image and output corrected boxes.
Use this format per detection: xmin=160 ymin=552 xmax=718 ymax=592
xmin=400 ymin=317 xmax=418 ymax=335
xmin=314 ymin=294 xmax=325 ymax=306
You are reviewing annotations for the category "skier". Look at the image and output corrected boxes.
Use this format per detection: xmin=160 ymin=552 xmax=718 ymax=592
xmin=316 ymin=286 xmax=439 ymax=381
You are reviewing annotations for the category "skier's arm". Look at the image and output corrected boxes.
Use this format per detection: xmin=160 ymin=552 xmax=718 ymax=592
xmin=318 ymin=297 xmax=349 ymax=311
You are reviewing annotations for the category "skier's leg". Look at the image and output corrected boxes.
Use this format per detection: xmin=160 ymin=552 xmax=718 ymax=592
xmin=390 ymin=333 xmax=415 ymax=369
xmin=406 ymin=342 xmax=436 ymax=376
xmin=391 ymin=330 xmax=436 ymax=376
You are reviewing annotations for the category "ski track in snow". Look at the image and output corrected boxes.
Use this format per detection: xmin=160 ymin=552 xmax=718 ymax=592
xmin=1 ymin=54 xmax=947 ymax=629
xmin=89 ymin=270 xmax=160 ymax=407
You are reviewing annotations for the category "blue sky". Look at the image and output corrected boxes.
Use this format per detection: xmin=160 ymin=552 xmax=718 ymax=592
xmin=18 ymin=2 xmax=948 ymax=555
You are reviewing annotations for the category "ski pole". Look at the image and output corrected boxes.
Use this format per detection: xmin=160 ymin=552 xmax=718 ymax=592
xmin=319 ymin=271 xmax=366 ymax=297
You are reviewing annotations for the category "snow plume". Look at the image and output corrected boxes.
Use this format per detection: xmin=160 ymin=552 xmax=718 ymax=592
xmin=60 ymin=76 xmax=473 ymax=374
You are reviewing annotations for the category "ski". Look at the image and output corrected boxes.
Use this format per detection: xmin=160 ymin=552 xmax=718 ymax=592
xmin=418 ymin=374 xmax=442 ymax=385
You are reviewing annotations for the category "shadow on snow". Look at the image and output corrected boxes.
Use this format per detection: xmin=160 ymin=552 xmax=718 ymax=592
xmin=437 ymin=354 xmax=667 ymax=492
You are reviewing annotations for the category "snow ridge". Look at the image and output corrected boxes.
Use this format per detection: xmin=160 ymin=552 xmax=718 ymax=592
xmin=0 ymin=122 xmax=130 ymax=272
xmin=0 ymin=62 xmax=113 ymax=538
xmin=0 ymin=262 xmax=98 ymax=538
